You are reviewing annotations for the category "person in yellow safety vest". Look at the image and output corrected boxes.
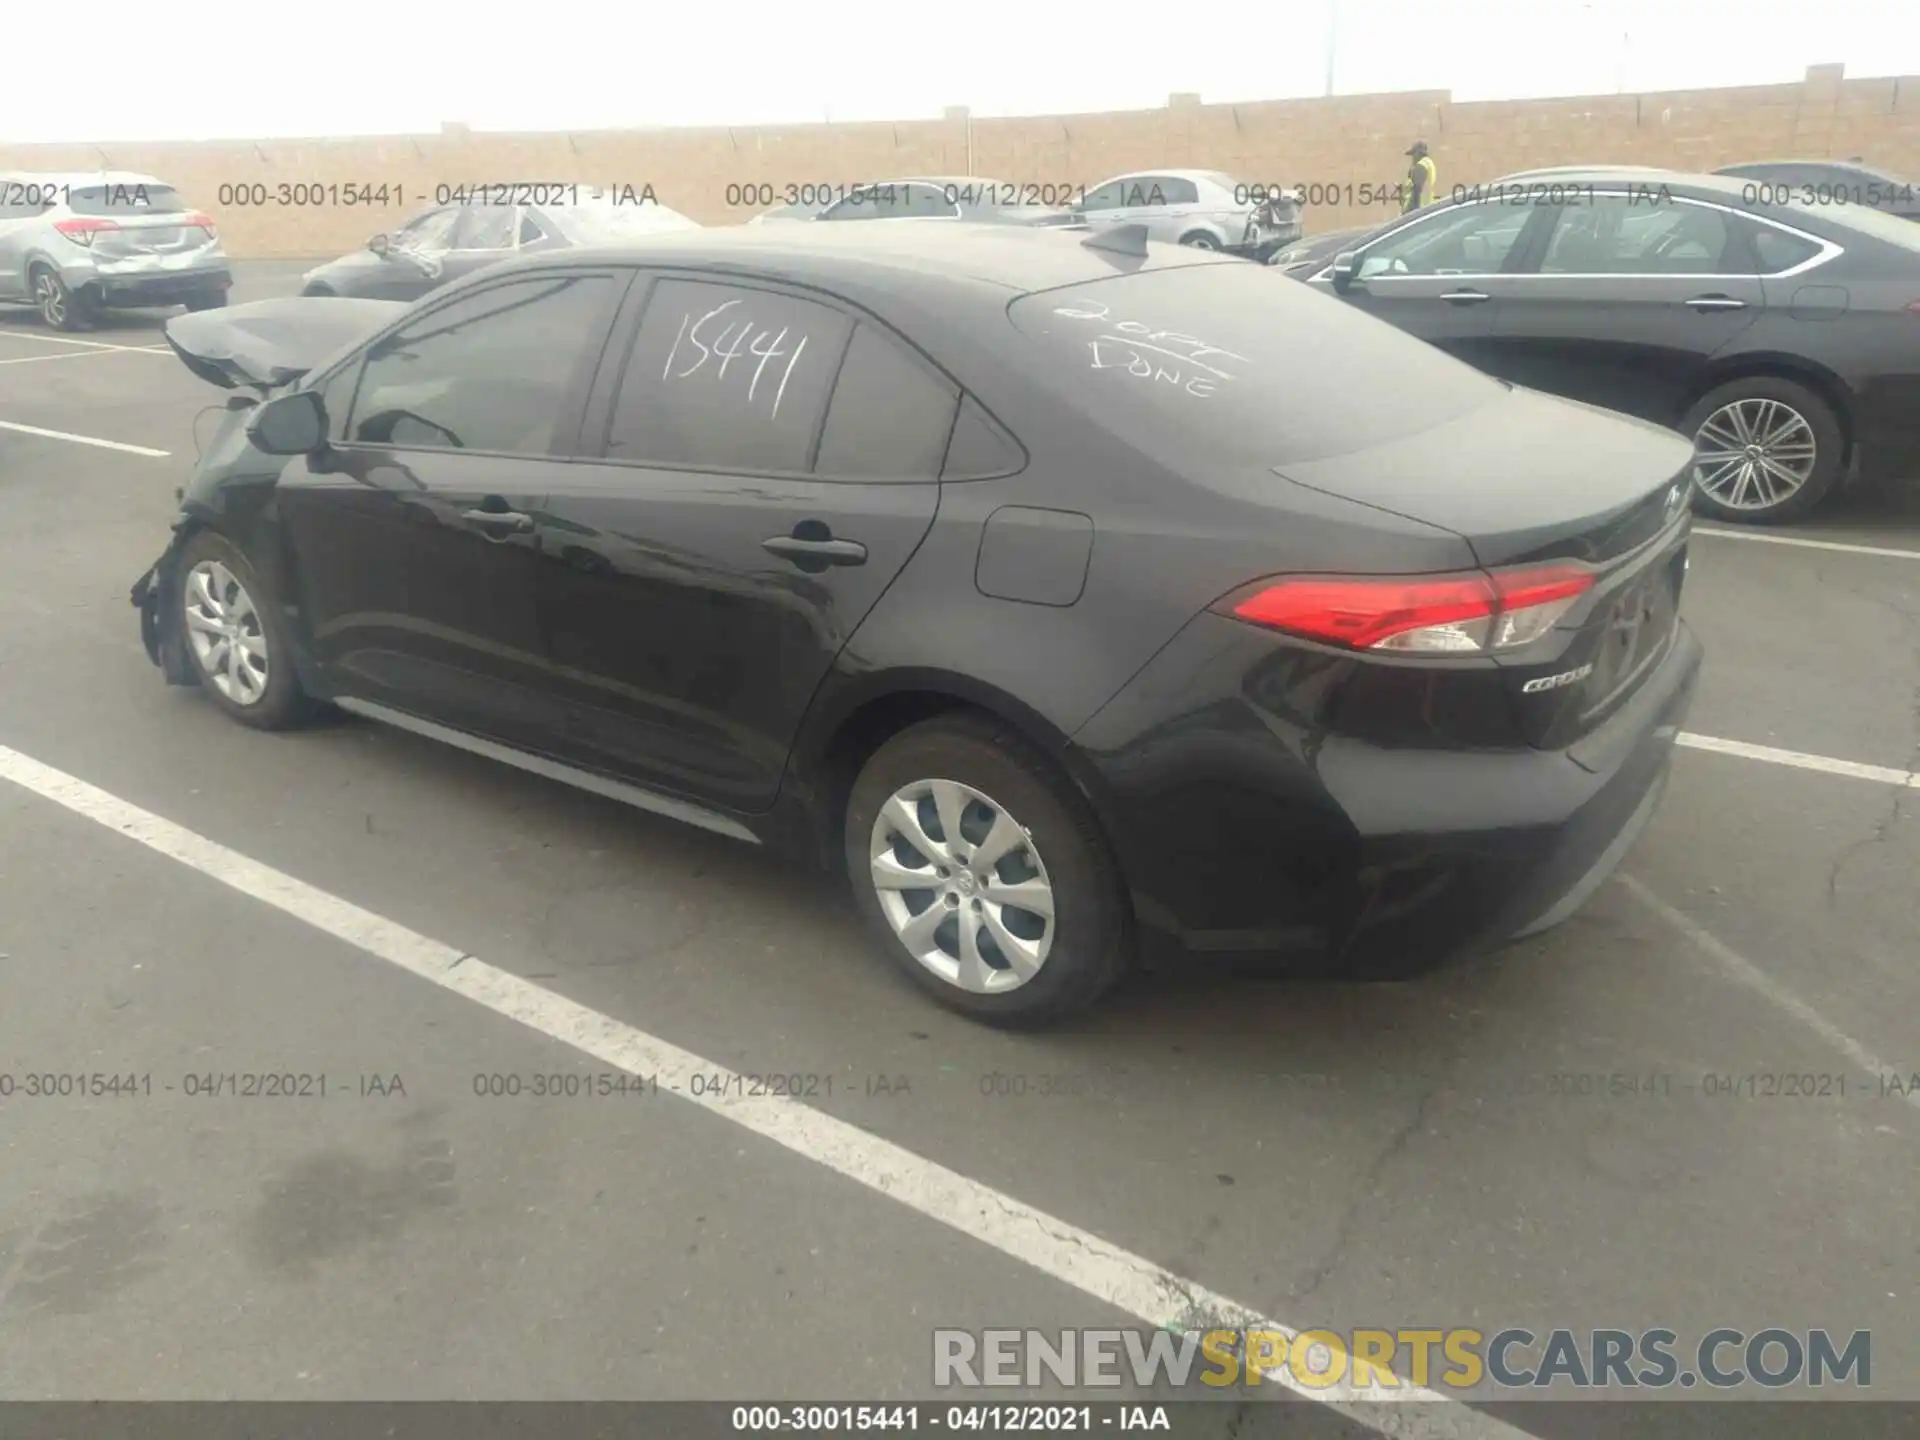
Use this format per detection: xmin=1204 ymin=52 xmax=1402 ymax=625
xmin=1403 ymin=140 xmax=1439 ymax=213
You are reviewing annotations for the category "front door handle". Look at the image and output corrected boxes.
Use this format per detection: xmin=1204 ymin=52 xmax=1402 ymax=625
xmin=763 ymin=535 xmax=868 ymax=566
xmin=1439 ymin=288 xmax=1491 ymax=304
xmin=1685 ymin=295 xmax=1748 ymax=311
xmin=461 ymin=507 xmax=533 ymax=534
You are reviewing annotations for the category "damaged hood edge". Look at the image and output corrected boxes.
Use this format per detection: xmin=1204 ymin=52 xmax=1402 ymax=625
xmin=164 ymin=296 xmax=411 ymax=391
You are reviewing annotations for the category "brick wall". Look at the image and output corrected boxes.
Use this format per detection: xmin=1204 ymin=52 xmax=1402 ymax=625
xmin=2 ymin=65 xmax=1913 ymax=259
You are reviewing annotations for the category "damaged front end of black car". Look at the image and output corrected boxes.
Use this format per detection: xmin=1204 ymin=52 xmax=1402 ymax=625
xmin=129 ymin=295 xmax=409 ymax=686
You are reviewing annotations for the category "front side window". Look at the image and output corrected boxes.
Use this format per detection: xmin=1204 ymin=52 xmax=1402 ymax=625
xmin=1540 ymin=194 xmax=1732 ymax=275
xmin=396 ymin=206 xmax=461 ymax=250
xmin=1357 ymin=202 xmax=1533 ymax=277
xmin=346 ymin=272 xmax=615 ymax=455
xmin=605 ymin=278 xmax=852 ymax=473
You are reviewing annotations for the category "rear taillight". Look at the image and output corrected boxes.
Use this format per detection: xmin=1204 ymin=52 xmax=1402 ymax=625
xmin=53 ymin=217 xmax=120 ymax=246
xmin=186 ymin=211 xmax=217 ymax=236
xmin=1222 ymin=563 xmax=1596 ymax=654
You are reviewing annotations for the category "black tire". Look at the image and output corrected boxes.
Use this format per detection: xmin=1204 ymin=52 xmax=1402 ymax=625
xmin=1681 ymin=375 xmax=1845 ymax=525
xmin=844 ymin=714 xmax=1134 ymax=1027
xmin=300 ymin=283 xmax=336 ymax=298
xmin=174 ymin=529 xmax=312 ymax=730
xmin=183 ymin=290 xmax=227 ymax=312
xmin=29 ymin=265 xmax=93 ymax=332
xmin=1178 ymin=231 xmax=1221 ymax=250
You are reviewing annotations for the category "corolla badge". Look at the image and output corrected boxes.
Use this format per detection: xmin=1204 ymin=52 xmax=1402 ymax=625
xmin=1522 ymin=663 xmax=1594 ymax=694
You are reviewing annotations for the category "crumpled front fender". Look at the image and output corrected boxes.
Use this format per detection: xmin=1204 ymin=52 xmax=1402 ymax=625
xmin=129 ymin=529 xmax=198 ymax=687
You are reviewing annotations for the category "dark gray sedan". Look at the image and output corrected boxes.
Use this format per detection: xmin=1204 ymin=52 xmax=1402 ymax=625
xmin=299 ymin=189 xmax=700 ymax=300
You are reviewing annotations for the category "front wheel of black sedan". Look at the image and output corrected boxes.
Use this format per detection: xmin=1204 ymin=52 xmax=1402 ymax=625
xmin=845 ymin=715 xmax=1134 ymax=1027
xmin=1683 ymin=376 xmax=1844 ymax=524
xmin=176 ymin=530 xmax=312 ymax=730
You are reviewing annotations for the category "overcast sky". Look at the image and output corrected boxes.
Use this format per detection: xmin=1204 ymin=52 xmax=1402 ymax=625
xmin=2 ymin=0 xmax=1915 ymax=143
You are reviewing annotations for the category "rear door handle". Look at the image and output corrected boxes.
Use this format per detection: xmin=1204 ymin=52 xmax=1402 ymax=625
xmin=1685 ymin=295 xmax=1747 ymax=311
xmin=461 ymin=508 xmax=533 ymax=534
xmin=1439 ymin=289 xmax=1491 ymax=304
xmin=762 ymin=535 xmax=868 ymax=566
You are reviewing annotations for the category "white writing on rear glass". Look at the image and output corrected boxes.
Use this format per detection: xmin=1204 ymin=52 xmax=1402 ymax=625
xmin=662 ymin=299 xmax=811 ymax=419
xmin=1051 ymin=300 xmax=1248 ymax=398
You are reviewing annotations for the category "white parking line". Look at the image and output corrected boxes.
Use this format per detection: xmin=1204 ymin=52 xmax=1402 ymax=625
xmin=1693 ymin=527 xmax=1920 ymax=561
xmin=0 ymin=331 xmax=172 ymax=355
xmin=0 ymin=420 xmax=169 ymax=457
xmin=0 ymin=348 xmax=157 ymax=367
xmin=1677 ymin=733 xmax=1919 ymax=789
xmin=0 ymin=740 xmax=1524 ymax=1438
xmin=1619 ymin=876 xmax=1920 ymax=1116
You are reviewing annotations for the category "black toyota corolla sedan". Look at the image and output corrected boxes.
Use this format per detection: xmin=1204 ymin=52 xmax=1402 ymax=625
xmin=133 ymin=223 xmax=1702 ymax=1026
xmin=1303 ymin=169 xmax=1920 ymax=524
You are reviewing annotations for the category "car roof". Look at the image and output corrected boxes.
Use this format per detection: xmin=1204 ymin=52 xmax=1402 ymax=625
xmin=0 ymin=170 xmax=170 ymax=188
xmin=479 ymin=221 xmax=1235 ymax=295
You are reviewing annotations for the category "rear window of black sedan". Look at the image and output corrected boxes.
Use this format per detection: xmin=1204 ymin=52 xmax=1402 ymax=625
xmin=1006 ymin=262 xmax=1505 ymax=467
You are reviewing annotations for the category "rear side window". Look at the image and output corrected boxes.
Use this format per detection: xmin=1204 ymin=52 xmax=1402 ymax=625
xmin=607 ymin=278 xmax=852 ymax=473
xmin=1749 ymin=226 xmax=1821 ymax=274
xmin=67 ymin=183 xmax=185 ymax=215
xmin=1006 ymin=263 xmax=1503 ymax=469
xmin=814 ymin=323 xmax=959 ymax=479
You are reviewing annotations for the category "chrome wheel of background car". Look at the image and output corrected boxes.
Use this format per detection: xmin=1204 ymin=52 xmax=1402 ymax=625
xmin=868 ymin=777 xmax=1056 ymax=994
xmin=32 ymin=271 xmax=66 ymax=328
xmin=1691 ymin=399 xmax=1818 ymax=511
xmin=182 ymin=560 xmax=270 ymax=706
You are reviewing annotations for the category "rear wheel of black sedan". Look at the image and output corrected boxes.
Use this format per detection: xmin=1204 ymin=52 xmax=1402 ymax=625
xmin=1683 ymin=376 xmax=1844 ymax=524
xmin=176 ymin=530 xmax=312 ymax=731
xmin=844 ymin=715 xmax=1133 ymax=1026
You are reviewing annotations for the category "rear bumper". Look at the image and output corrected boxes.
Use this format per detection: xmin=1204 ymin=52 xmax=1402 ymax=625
xmin=74 ymin=264 xmax=231 ymax=308
xmin=1071 ymin=613 xmax=1703 ymax=975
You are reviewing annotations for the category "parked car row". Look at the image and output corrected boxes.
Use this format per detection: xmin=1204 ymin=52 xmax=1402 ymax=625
xmin=1272 ymin=161 xmax=1920 ymax=522
xmin=751 ymin=169 xmax=1304 ymax=260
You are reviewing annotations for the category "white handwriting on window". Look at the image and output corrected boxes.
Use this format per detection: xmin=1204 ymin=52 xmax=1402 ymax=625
xmin=662 ymin=299 xmax=810 ymax=419
xmin=1052 ymin=301 xmax=1247 ymax=398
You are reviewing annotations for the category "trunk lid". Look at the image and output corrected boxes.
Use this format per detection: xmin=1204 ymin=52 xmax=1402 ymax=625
xmin=1276 ymin=387 xmax=1696 ymax=747
xmin=165 ymin=296 xmax=410 ymax=391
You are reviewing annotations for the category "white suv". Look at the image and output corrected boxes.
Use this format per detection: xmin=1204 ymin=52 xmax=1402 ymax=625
xmin=0 ymin=171 xmax=231 ymax=331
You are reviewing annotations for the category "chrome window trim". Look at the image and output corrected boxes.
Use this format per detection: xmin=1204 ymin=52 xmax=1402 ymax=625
xmin=1308 ymin=190 xmax=1845 ymax=284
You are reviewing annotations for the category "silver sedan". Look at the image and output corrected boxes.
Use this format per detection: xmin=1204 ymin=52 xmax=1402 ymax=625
xmin=1075 ymin=169 xmax=1301 ymax=258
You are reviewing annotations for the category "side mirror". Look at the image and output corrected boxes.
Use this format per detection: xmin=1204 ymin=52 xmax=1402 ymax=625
xmin=1330 ymin=250 xmax=1361 ymax=292
xmin=247 ymin=389 xmax=329 ymax=456
xmin=368 ymin=233 xmax=390 ymax=257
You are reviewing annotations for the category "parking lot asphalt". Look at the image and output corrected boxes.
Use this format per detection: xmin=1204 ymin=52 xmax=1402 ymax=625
xmin=1 ymin=262 xmax=1916 ymax=1433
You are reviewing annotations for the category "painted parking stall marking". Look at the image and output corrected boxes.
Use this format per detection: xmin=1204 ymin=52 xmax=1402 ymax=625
xmin=0 ymin=420 xmax=170 ymax=457
xmin=0 ymin=739 xmax=1530 ymax=1439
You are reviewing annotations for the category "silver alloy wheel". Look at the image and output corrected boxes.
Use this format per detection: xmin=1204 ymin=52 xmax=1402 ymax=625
xmin=32 ymin=272 xmax=65 ymax=328
xmin=1691 ymin=398 xmax=1818 ymax=511
xmin=868 ymin=777 xmax=1057 ymax=994
xmin=182 ymin=559 xmax=270 ymax=706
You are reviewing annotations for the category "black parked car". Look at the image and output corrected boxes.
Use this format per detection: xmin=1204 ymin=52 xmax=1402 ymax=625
xmin=1714 ymin=159 xmax=1920 ymax=222
xmin=134 ymin=225 xmax=1701 ymax=1025
xmin=1267 ymin=223 xmax=1384 ymax=276
xmin=1306 ymin=169 xmax=1920 ymax=522
xmin=299 ymin=190 xmax=700 ymax=301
